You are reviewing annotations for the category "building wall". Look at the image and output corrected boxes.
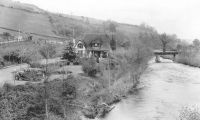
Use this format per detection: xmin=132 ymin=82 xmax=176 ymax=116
xmin=74 ymin=41 xmax=86 ymax=57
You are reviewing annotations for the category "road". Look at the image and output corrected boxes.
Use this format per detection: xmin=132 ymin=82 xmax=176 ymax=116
xmin=0 ymin=64 xmax=29 ymax=87
xmin=0 ymin=57 xmax=82 ymax=87
xmin=103 ymin=58 xmax=200 ymax=120
xmin=0 ymin=57 xmax=60 ymax=87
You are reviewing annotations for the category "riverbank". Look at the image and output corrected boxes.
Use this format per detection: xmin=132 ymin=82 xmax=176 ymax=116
xmin=81 ymin=60 xmax=150 ymax=120
xmin=101 ymin=57 xmax=200 ymax=120
xmin=161 ymin=54 xmax=200 ymax=68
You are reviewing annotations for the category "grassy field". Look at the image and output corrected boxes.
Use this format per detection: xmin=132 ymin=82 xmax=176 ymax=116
xmin=0 ymin=1 xmax=161 ymax=48
xmin=0 ymin=6 xmax=54 ymax=36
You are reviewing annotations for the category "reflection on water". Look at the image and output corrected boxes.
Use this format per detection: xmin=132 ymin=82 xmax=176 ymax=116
xmin=103 ymin=60 xmax=200 ymax=120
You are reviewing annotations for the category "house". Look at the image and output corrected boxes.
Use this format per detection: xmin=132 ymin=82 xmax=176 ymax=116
xmin=72 ymin=33 xmax=112 ymax=59
xmin=82 ymin=33 xmax=111 ymax=58
xmin=17 ymin=35 xmax=23 ymax=41
xmin=73 ymin=39 xmax=86 ymax=57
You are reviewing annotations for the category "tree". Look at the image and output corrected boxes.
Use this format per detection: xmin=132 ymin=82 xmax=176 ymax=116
xmin=3 ymin=32 xmax=11 ymax=41
xmin=62 ymin=41 xmax=76 ymax=62
xmin=39 ymin=43 xmax=56 ymax=119
xmin=39 ymin=44 xmax=56 ymax=59
xmin=60 ymin=76 xmax=77 ymax=118
xmin=159 ymin=33 xmax=170 ymax=52
xmin=176 ymin=44 xmax=183 ymax=52
xmin=108 ymin=22 xmax=117 ymax=33
xmin=82 ymin=57 xmax=98 ymax=77
xmin=193 ymin=39 xmax=200 ymax=48
xmin=110 ymin=34 xmax=116 ymax=51
xmin=108 ymin=22 xmax=117 ymax=51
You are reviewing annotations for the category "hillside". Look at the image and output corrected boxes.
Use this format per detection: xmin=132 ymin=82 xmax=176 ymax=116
xmin=0 ymin=0 xmax=44 ymax=13
xmin=0 ymin=0 xmax=163 ymax=49
xmin=0 ymin=5 xmax=54 ymax=36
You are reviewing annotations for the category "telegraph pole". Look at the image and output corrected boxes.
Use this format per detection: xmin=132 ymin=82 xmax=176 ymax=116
xmin=18 ymin=25 xmax=21 ymax=42
xmin=108 ymin=52 xmax=111 ymax=88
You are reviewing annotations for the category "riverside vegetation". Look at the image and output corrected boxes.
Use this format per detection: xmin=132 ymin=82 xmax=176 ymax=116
xmin=0 ymin=25 xmax=181 ymax=120
xmin=161 ymin=39 xmax=200 ymax=68
xmin=176 ymin=39 xmax=200 ymax=67
xmin=0 ymin=42 xmax=152 ymax=120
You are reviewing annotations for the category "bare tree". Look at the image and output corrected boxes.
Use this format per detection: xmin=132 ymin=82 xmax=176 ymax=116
xmin=159 ymin=33 xmax=170 ymax=52
xmin=39 ymin=43 xmax=56 ymax=119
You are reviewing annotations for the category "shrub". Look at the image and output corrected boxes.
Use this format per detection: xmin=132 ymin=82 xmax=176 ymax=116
xmin=176 ymin=46 xmax=200 ymax=67
xmin=179 ymin=106 xmax=200 ymax=120
xmin=53 ymin=70 xmax=66 ymax=75
xmin=82 ymin=57 xmax=98 ymax=77
xmin=29 ymin=62 xmax=44 ymax=68
xmin=0 ymin=56 xmax=4 ymax=68
xmin=15 ymin=69 xmax=43 ymax=82
xmin=39 ymin=44 xmax=56 ymax=59
xmin=3 ymin=51 xmax=31 ymax=64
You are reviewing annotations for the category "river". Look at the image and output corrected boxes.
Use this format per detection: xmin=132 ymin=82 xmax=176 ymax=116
xmin=103 ymin=58 xmax=200 ymax=120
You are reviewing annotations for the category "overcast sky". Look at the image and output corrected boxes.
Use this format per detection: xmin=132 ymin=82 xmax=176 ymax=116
xmin=14 ymin=0 xmax=200 ymax=41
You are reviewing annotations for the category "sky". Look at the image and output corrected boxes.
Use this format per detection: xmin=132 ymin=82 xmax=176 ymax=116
xmin=14 ymin=0 xmax=200 ymax=41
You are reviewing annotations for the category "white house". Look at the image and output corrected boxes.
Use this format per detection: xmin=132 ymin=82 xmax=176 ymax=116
xmin=17 ymin=35 xmax=23 ymax=41
xmin=73 ymin=39 xmax=86 ymax=57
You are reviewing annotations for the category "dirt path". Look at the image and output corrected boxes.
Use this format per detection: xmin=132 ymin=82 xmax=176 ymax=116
xmin=0 ymin=64 xmax=29 ymax=87
xmin=0 ymin=58 xmax=83 ymax=87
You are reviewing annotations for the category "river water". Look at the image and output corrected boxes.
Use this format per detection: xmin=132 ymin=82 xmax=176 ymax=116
xmin=103 ymin=58 xmax=200 ymax=120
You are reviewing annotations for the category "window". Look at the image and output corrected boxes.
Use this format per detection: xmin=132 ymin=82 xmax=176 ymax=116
xmin=78 ymin=50 xmax=83 ymax=56
xmin=78 ymin=43 xmax=83 ymax=48
xmin=92 ymin=43 xmax=101 ymax=47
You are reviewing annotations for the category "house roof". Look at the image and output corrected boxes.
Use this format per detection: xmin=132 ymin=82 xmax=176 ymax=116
xmin=82 ymin=33 xmax=111 ymax=50
xmin=73 ymin=39 xmax=86 ymax=48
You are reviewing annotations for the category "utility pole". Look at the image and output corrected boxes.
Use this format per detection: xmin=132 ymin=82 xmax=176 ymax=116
xmin=108 ymin=52 xmax=110 ymax=88
xmin=62 ymin=63 xmax=67 ymax=118
xmin=18 ymin=25 xmax=20 ymax=42
xmin=72 ymin=28 xmax=75 ymax=39
xmin=20 ymin=47 xmax=23 ymax=70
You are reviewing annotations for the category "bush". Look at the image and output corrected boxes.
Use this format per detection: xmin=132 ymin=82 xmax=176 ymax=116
xmin=73 ymin=56 xmax=81 ymax=65
xmin=0 ymin=56 xmax=4 ymax=68
xmin=39 ymin=44 xmax=56 ymax=59
xmin=29 ymin=62 xmax=44 ymax=68
xmin=82 ymin=57 xmax=98 ymax=77
xmin=179 ymin=106 xmax=200 ymax=120
xmin=53 ymin=70 xmax=66 ymax=74
xmin=3 ymin=51 xmax=31 ymax=64
xmin=15 ymin=69 xmax=44 ymax=82
xmin=176 ymin=46 xmax=200 ymax=67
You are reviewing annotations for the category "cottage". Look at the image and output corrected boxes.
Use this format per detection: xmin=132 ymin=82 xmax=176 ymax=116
xmin=83 ymin=33 xmax=111 ymax=58
xmin=72 ymin=33 xmax=112 ymax=59
xmin=73 ymin=39 xmax=86 ymax=57
xmin=17 ymin=35 xmax=23 ymax=41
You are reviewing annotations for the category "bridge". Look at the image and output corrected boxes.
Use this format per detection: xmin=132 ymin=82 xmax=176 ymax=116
xmin=153 ymin=50 xmax=179 ymax=62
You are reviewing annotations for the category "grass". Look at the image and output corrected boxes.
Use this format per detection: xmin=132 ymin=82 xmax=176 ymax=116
xmin=0 ymin=6 xmax=54 ymax=36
